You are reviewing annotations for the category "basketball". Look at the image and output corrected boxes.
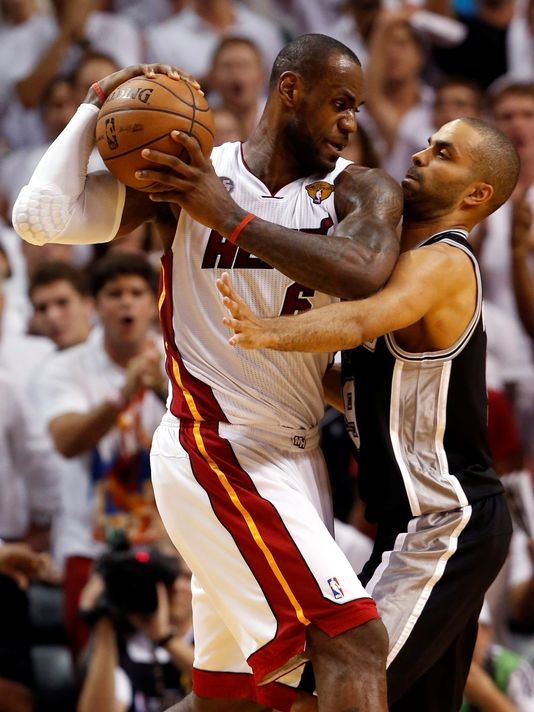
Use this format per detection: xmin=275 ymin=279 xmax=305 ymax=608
xmin=95 ymin=74 xmax=215 ymax=192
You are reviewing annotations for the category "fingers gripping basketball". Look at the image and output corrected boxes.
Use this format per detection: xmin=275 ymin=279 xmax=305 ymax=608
xmin=95 ymin=74 xmax=215 ymax=192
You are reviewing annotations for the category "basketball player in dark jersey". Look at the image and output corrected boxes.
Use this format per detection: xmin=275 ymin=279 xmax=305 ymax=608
xmin=216 ymin=117 xmax=519 ymax=712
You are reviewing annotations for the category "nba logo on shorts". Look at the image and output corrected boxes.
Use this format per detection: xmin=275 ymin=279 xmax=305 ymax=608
xmin=327 ymin=577 xmax=344 ymax=599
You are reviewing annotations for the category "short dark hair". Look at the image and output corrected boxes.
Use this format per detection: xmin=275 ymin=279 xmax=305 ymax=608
xmin=435 ymin=76 xmax=486 ymax=113
xmin=488 ymin=80 xmax=534 ymax=110
xmin=210 ymin=35 xmax=265 ymax=70
xmin=71 ymin=50 xmax=120 ymax=85
xmin=41 ymin=74 xmax=74 ymax=112
xmin=460 ymin=117 xmax=520 ymax=212
xmin=89 ymin=252 xmax=159 ymax=297
xmin=269 ymin=33 xmax=361 ymax=89
xmin=29 ymin=260 xmax=89 ymax=300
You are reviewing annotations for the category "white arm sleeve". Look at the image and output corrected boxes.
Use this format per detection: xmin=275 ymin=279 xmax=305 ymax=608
xmin=12 ymin=104 xmax=126 ymax=246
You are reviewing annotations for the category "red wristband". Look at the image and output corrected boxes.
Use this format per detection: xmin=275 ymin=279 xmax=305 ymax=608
xmin=228 ymin=213 xmax=255 ymax=244
xmin=91 ymin=81 xmax=107 ymax=104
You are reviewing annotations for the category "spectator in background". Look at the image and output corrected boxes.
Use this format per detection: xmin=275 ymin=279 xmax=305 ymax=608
xmin=320 ymin=0 xmax=383 ymax=67
xmin=462 ymin=600 xmax=534 ymax=711
xmin=0 ymin=240 xmax=54 ymax=383
xmin=32 ymin=252 xmax=167 ymax=660
xmin=25 ymin=261 xmax=96 ymax=623
xmin=0 ymin=0 xmax=136 ymax=152
xmin=110 ymin=0 xmax=174 ymax=28
xmin=0 ymin=74 xmax=77 ymax=221
xmin=509 ymin=178 xmax=534 ymax=341
xmin=431 ymin=0 xmax=518 ymax=90
xmin=71 ymin=50 xmax=120 ymax=107
xmin=0 ymin=257 xmax=60 ymax=555
xmin=212 ymin=106 xmax=246 ymax=145
xmin=324 ymin=0 xmax=466 ymax=73
xmin=360 ymin=10 xmax=435 ymax=182
xmin=143 ymin=0 xmax=285 ymax=88
xmin=0 ymin=0 xmax=65 ymax=151
xmin=383 ymin=75 xmax=487 ymax=175
xmin=207 ymin=36 xmax=266 ymax=139
xmin=0 ymin=262 xmax=61 ymax=712
xmin=28 ymin=261 xmax=94 ymax=349
xmin=341 ymin=123 xmax=381 ymax=167
xmin=432 ymin=75 xmax=486 ymax=128
xmin=506 ymin=0 xmax=534 ymax=82
xmin=77 ymin=545 xmax=194 ymax=712
xmin=268 ymin=0 xmax=340 ymax=35
xmin=475 ymin=81 xmax=534 ymax=461
xmin=48 ymin=0 xmax=142 ymax=74
xmin=0 ymin=543 xmax=50 ymax=712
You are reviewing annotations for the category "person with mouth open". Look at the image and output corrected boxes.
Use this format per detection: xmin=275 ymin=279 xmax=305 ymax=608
xmin=29 ymin=251 xmax=168 ymax=661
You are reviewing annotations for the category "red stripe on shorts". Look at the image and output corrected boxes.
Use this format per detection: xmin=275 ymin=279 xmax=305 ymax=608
xmin=179 ymin=420 xmax=380 ymax=683
xmin=192 ymin=668 xmax=298 ymax=712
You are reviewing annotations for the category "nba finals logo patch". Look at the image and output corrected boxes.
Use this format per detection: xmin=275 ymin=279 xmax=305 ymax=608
xmin=327 ymin=577 xmax=344 ymax=599
xmin=305 ymin=181 xmax=334 ymax=205
xmin=221 ymin=177 xmax=235 ymax=194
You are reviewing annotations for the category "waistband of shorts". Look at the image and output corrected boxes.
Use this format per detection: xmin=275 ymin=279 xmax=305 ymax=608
xmin=160 ymin=411 xmax=320 ymax=451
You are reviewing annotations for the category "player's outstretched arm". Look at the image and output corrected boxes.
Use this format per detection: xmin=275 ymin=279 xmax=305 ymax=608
xmin=217 ymin=271 xmax=372 ymax=352
xmin=218 ymin=242 xmax=473 ymax=353
xmin=139 ymin=134 xmax=403 ymax=300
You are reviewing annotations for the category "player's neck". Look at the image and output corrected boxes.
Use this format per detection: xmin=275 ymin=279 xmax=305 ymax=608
xmin=401 ymin=219 xmax=469 ymax=250
xmin=242 ymin=133 xmax=307 ymax=195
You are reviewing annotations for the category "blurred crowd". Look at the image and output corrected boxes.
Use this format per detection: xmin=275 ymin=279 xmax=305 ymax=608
xmin=1 ymin=0 xmax=534 ymax=710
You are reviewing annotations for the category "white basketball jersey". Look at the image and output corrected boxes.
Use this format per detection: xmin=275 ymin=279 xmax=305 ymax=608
xmin=159 ymin=142 xmax=351 ymax=431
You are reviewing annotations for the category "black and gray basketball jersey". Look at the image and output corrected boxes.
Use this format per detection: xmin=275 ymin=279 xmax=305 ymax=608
xmin=341 ymin=229 xmax=503 ymax=528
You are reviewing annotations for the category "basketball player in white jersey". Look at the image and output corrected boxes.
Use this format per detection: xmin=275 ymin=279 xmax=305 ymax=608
xmin=12 ymin=35 xmax=403 ymax=712
xmin=216 ymin=117 xmax=519 ymax=712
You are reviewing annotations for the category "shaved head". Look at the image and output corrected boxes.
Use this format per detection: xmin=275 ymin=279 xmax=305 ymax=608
xmin=458 ymin=117 xmax=520 ymax=212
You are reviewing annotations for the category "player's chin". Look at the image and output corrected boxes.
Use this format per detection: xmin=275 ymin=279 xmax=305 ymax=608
xmin=313 ymin=154 xmax=337 ymax=174
xmin=323 ymin=147 xmax=341 ymax=170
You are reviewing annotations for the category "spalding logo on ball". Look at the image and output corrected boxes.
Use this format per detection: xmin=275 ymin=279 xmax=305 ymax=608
xmin=95 ymin=74 xmax=215 ymax=192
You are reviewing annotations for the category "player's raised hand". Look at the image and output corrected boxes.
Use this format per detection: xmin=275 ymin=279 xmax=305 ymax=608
xmin=216 ymin=272 xmax=279 ymax=349
xmin=85 ymin=64 xmax=201 ymax=109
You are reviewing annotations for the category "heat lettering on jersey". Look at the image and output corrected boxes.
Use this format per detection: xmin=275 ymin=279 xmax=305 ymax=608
xmin=201 ymin=231 xmax=271 ymax=269
xmin=280 ymin=283 xmax=316 ymax=315
xmin=201 ymin=216 xmax=335 ymax=270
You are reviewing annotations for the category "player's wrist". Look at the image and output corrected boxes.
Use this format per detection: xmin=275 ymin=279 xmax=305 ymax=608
xmin=90 ymin=81 xmax=107 ymax=108
xmin=226 ymin=212 xmax=256 ymax=244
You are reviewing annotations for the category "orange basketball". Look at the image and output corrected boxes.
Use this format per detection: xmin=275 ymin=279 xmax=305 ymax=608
xmin=95 ymin=74 xmax=215 ymax=192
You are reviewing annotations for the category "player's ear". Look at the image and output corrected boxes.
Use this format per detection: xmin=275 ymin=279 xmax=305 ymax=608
xmin=464 ymin=182 xmax=494 ymax=207
xmin=278 ymin=71 xmax=303 ymax=108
